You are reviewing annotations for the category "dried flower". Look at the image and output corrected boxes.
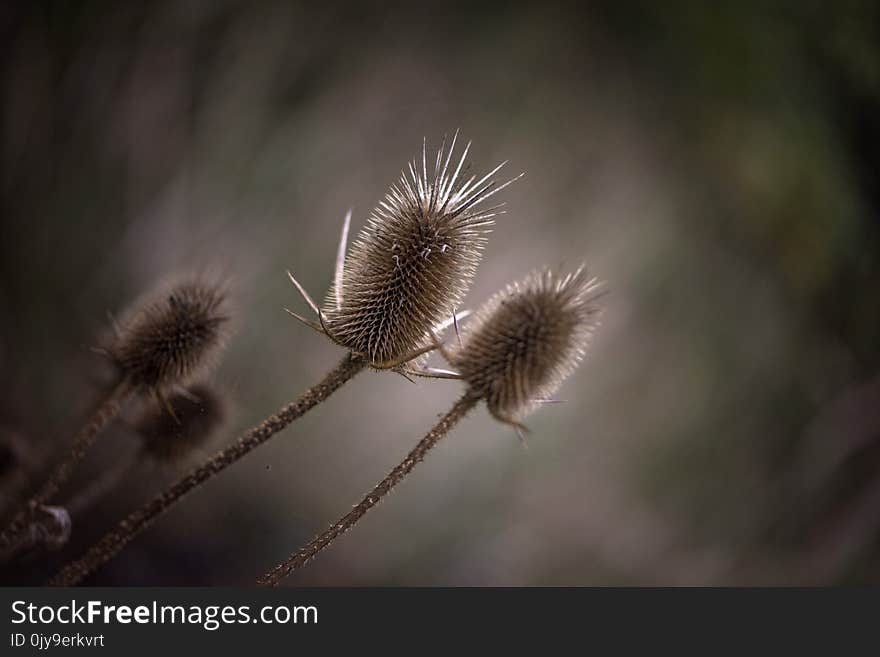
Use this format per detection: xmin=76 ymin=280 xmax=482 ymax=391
xmin=49 ymin=137 xmax=523 ymax=586
xmin=1 ymin=278 xmax=232 ymax=554
xmin=112 ymin=280 xmax=229 ymax=390
xmin=449 ymin=267 xmax=604 ymax=424
xmin=287 ymin=133 xmax=521 ymax=369
xmin=260 ymin=267 xmax=605 ymax=584
xmin=0 ymin=505 xmax=71 ymax=562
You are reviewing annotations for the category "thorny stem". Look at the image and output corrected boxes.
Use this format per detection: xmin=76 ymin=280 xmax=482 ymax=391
xmin=258 ymin=392 xmax=480 ymax=586
xmin=48 ymin=353 xmax=367 ymax=586
xmin=1 ymin=381 xmax=134 ymax=553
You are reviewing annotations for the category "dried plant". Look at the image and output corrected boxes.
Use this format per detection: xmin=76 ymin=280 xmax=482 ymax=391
xmin=447 ymin=268 xmax=601 ymax=433
xmin=259 ymin=267 xmax=604 ymax=585
xmin=49 ymin=134 xmax=518 ymax=586
xmin=319 ymin=132 xmax=520 ymax=365
xmin=0 ymin=505 xmax=71 ymax=563
xmin=0 ymin=278 xmax=230 ymax=555
xmin=112 ymin=283 xmax=229 ymax=394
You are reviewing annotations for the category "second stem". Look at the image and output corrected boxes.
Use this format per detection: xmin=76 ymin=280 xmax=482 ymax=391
xmin=258 ymin=392 xmax=479 ymax=586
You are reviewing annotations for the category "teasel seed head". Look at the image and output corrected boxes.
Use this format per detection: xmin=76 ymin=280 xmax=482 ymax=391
xmin=112 ymin=280 xmax=229 ymax=391
xmin=449 ymin=268 xmax=604 ymax=423
xmin=135 ymin=384 xmax=226 ymax=463
xmin=321 ymin=133 xmax=521 ymax=366
xmin=0 ymin=504 xmax=72 ymax=562
xmin=30 ymin=505 xmax=72 ymax=552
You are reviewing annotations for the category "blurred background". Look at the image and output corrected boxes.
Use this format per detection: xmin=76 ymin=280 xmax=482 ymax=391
xmin=2 ymin=0 xmax=879 ymax=585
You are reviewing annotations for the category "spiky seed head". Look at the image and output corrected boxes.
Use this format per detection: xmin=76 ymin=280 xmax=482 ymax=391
xmin=135 ymin=384 xmax=226 ymax=463
xmin=450 ymin=268 xmax=603 ymax=422
xmin=112 ymin=280 xmax=229 ymax=389
xmin=324 ymin=134 xmax=519 ymax=365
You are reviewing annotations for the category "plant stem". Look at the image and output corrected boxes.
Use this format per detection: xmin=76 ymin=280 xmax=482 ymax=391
xmin=1 ymin=381 xmax=133 ymax=553
xmin=258 ymin=392 xmax=479 ymax=586
xmin=48 ymin=352 xmax=366 ymax=586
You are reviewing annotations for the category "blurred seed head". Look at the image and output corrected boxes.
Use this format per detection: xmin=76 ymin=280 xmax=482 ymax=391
xmin=451 ymin=268 xmax=603 ymax=421
xmin=30 ymin=505 xmax=72 ymax=552
xmin=1 ymin=505 xmax=72 ymax=562
xmin=112 ymin=280 xmax=229 ymax=390
xmin=324 ymin=134 xmax=519 ymax=365
xmin=135 ymin=384 xmax=226 ymax=463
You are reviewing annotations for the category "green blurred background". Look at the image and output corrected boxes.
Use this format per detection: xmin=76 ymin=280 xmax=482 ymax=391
xmin=2 ymin=0 xmax=879 ymax=585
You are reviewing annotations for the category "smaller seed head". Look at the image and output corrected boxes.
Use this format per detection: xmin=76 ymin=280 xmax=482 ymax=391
xmin=450 ymin=268 xmax=603 ymax=422
xmin=112 ymin=280 xmax=229 ymax=390
xmin=135 ymin=384 xmax=226 ymax=463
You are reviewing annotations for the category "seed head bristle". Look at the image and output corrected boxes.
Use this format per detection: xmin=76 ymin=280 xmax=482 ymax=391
xmin=135 ymin=384 xmax=226 ymax=463
xmin=324 ymin=133 xmax=520 ymax=365
xmin=450 ymin=268 xmax=603 ymax=422
xmin=112 ymin=280 xmax=229 ymax=390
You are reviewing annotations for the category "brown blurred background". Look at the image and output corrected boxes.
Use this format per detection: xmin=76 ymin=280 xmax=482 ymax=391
xmin=2 ymin=0 xmax=879 ymax=585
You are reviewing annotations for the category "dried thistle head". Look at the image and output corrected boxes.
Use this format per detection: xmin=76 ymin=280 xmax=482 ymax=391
xmin=112 ymin=280 xmax=229 ymax=390
xmin=135 ymin=384 xmax=226 ymax=463
xmin=449 ymin=268 xmax=603 ymax=423
xmin=301 ymin=133 xmax=520 ymax=367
